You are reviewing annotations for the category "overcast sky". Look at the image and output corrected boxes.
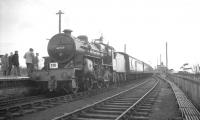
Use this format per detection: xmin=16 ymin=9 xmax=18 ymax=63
xmin=1 ymin=0 xmax=200 ymax=71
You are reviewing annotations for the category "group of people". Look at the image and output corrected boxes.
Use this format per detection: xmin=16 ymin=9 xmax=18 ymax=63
xmin=1 ymin=48 xmax=39 ymax=76
xmin=1 ymin=51 xmax=20 ymax=76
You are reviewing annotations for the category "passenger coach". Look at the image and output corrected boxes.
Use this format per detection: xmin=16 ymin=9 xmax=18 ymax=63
xmin=113 ymin=52 xmax=153 ymax=82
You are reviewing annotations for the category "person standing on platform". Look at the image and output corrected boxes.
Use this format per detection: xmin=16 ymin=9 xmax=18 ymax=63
xmin=34 ymin=53 xmax=39 ymax=70
xmin=24 ymin=48 xmax=34 ymax=76
xmin=1 ymin=54 xmax=9 ymax=76
xmin=12 ymin=51 xmax=20 ymax=76
xmin=7 ymin=52 xmax=13 ymax=75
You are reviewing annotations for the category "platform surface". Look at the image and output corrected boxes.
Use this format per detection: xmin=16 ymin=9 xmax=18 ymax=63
xmin=0 ymin=76 xmax=30 ymax=81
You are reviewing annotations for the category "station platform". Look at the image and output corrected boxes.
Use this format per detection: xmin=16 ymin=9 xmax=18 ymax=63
xmin=0 ymin=76 xmax=35 ymax=99
xmin=0 ymin=76 xmax=30 ymax=81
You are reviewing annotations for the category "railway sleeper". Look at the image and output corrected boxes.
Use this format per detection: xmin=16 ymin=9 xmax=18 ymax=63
xmin=32 ymin=106 xmax=46 ymax=111
xmin=112 ymin=99 xmax=138 ymax=102
xmin=21 ymin=104 xmax=37 ymax=114
xmin=22 ymin=108 xmax=36 ymax=115
xmin=58 ymin=96 xmax=70 ymax=102
xmin=135 ymin=108 xmax=152 ymax=113
xmin=72 ymin=118 xmax=114 ymax=120
xmin=137 ymin=105 xmax=152 ymax=110
xmin=0 ymin=109 xmax=8 ymax=120
xmin=46 ymin=102 xmax=60 ymax=106
xmin=129 ymin=97 xmax=158 ymax=119
xmin=0 ymin=117 xmax=6 ymax=120
xmin=49 ymin=98 xmax=59 ymax=102
xmin=42 ymin=100 xmax=59 ymax=106
xmin=129 ymin=115 xmax=149 ymax=120
xmin=57 ymin=99 xmax=69 ymax=104
xmin=108 ymin=101 xmax=136 ymax=105
xmin=115 ymin=98 xmax=139 ymax=101
xmin=8 ymin=106 xmax=23 ymax=117
xmin=0 ymin=109 xmax=7 ymax=115
xmin=41 ymin=103 xmax=55 ymax=108
xmin=88 ymin=109 xmax=122 ymax=115
xmin=78 ymin=113 xmax=118 ymax=119
xmin=101 ymin=105 xmax=129 ymax=109
xmin=131 ymin=111 xmax=149 ymax=117
xmin=32 ymin=102 xmax=47 ymax=111
xmin=32 ymin=101 xmax=43 ymax=107
xmin=50 ymin=99 xmax=67 ymax=104
xmin=105 ymin=101 xmax=133 ymax=106
xmin=140 ymin=103 xmax=154 ymax=107
xmin=94 ymin=106 xmax=126 ymax=111
xmin=71 ymin=93 xmax=84 ymax=100
xmin=105 ymin=100 xmax=132 ymax=105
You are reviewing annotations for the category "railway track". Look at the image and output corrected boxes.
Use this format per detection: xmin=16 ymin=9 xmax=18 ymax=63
xmin=52 ymin=78 xmax=159 ymax=120
xmin=0 ymin=95 xmax=46 ymax=108
xmin=0 ymin=79 xmax=145 ymax=120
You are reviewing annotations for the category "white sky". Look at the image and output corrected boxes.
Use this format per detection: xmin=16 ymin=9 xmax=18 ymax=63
xmin=1 ymin=0 xmax=200 ymax=71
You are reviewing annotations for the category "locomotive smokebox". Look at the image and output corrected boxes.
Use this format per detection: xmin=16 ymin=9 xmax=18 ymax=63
xmin=47 ymin=29 xmax=76 ymax=64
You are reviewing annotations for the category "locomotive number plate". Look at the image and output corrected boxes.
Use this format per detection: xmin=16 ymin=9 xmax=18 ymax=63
xmin=49 ymin=62 xmax=58 ymax=69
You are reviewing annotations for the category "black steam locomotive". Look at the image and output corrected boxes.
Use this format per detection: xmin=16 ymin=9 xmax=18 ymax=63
xmin=31 ymin=29 xmax=153 ymax=93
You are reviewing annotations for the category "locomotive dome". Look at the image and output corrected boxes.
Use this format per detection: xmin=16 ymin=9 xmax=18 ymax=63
xmin=47 ymin=29 xmax=76 ymax=64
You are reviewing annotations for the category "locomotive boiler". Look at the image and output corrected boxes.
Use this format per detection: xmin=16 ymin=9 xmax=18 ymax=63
xmin=32 ymin=29 xmax=115 ymax=93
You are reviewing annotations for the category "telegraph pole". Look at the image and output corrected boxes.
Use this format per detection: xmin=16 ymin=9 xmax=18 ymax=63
xmin=160 ymin=54 xmax=161 ymax=65
xmin=157 ymin=57 xmax=158 ymax=66
xmin=166 ymin=42 xmax=168 ymax=68
xmin=56 ymin=10 xmax=64 ymax=33
xmin=124 ymin=44 xmax=126 ymax=53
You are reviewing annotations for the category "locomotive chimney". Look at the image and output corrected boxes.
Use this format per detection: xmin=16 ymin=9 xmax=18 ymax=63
xmin=63 ymin=29 xmax=73 ymax=36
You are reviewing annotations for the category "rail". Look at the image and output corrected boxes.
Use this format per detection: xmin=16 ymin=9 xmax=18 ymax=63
xmin=115 ymin=78 xmax=159 ymax=120
xmin=52 ymin=78 xmax=158 ymax=120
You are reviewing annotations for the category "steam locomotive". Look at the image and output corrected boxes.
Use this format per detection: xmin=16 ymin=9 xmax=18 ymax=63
xmin=31 ymin=29 xmax=153 ymax=93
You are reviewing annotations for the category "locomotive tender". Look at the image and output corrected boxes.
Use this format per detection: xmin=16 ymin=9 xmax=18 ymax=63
xmin=31 ymin=29 xmax=153 ymax=93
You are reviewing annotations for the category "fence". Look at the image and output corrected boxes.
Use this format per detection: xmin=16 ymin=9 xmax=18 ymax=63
xmin=169 ymin=74 xmax=200 ymax=110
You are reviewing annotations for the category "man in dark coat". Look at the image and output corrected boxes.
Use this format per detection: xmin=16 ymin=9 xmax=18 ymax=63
xmin=1 ymin=54 xmax=8 ymax=76
xmin=12 ymin=51 xmax=20 ymax=76
xmin=7 ymin=52 xmax=13 ymax=75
